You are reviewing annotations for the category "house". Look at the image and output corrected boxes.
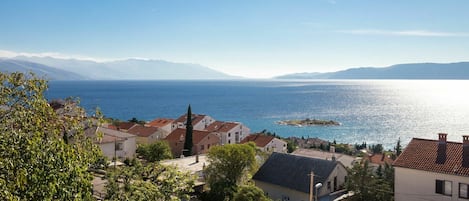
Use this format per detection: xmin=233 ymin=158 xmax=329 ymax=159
xmin=127 ymin=125 xmax=167 ymax=144
xmin=364 ymin=153 xmax=394 ymax=167
xmin=94 ymin=127 xmax=137 ymax=159
xmin=292 ymin=148 xmax=357 ymax=168
xmin=240 ymin=134 xmax=287 ymax=153
xmin=172 ymin=114 xmax=215 ymax=131
xmin=145 ymin=118 xmax=174 ymax=133
xmin=165 ymin=128 xmax=220 ymax=158
xmin=160 ymin=154 xmax=209 ymax=192
xmin=393 ymin=133 xmax=469 ymax=201
xmin=253 ymin=152 xmax=347 ymax=201
xmin=206 ymin=121 xmax=250 ymax=144
xmin=113 ymin=122 xmax=138 ymax=132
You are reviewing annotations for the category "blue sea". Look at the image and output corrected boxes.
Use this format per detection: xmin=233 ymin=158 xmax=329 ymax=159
xmin=46 ymin=79 xmax=469 ymax=149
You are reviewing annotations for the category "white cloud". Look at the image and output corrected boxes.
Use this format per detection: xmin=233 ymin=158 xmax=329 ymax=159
xmin=338 ymin=29 xmax=469 ymax=37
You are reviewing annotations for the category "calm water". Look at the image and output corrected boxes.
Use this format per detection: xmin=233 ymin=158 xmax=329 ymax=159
xmin=46 ymin=80 xmax=469 ymax=149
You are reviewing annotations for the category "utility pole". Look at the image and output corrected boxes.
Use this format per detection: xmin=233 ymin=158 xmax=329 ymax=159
xmin=309 ymin=171 xmax=314 ymax=201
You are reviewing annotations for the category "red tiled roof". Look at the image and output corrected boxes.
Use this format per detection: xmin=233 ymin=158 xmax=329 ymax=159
xmin=127 ymin=125 xmax=159 ymax=137
xmin=116 ymin=122 xmax=138 ymax=130
xmin=206 ymin=121 xmax=239 ymax=132
xmin=240 ymin=134 xmax=275 ymax=147
xmin=393 ymin=138 xmax=469 ymax=177
xmin=107 ymin=125 xmax=118 ymax=130
xmin=174 ymin=114 xmax=207 ymax=126
xmin=146 ymin=118 xmax=174 ymax=127
xmin=365 ymin=153 xmax=394 ymax=165
xmin=165 ymin=128 xmax=217 ymax=144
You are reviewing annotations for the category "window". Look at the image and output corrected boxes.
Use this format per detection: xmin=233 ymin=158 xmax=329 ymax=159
xmin=200 ymin=145 xmax=204 ymax=150
xmin=327 ymin=181 xmax=331 ymax=190
xmin=334 ymin=176 xmax=338 ymax=191
xmin=228 ymin=140 xmax=231 ymax=144
xmin=207 ymin=144 xmax=210 ymax=149
xmin=228 ymin=133 xmax=231 ymax=137
xmin=460 ymin=183 xmax=469 ymax=199
xmin=436 ymin=180 xmax=452 ymax=196
xmin=115 ymin=142 xmax=123 ymax=151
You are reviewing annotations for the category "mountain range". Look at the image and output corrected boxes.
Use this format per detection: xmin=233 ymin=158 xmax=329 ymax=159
xmin=1 ymin=56 xmax=469 ymax=80
xmin=275 ymin=62 xmax=469 ymax=79
xmin=0 ymin=56 xmax=237 ymax=80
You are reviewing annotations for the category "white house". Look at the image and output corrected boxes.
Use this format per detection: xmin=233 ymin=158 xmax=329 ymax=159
xmin=253 ymin=153 xmax=348 ymax=201
xmin=393 ymin=133 xmax=469 ymax=201
xmin=95 ymin=127 xmax=137 ymax=159
xmin=206 ymin=121 xmax=250 ymax=144
xmin=240 ymin=134 xmax=287 ymax=153
xmin=172 ymin=114 xmax=216 ymax=131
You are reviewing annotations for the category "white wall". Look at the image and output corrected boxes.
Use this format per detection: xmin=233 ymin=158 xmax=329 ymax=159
xmin=255 ymin=180 xmax=310 ymax=201
xmin=266 ymin=138 xmax=287 ymax=153
xmin=395 ymin=167 xmax=469 ymax=201
xmin=99 ymin=137 xmax=136 ymax=160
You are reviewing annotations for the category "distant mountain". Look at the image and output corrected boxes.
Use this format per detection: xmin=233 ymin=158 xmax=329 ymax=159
xmin=0 ymin=59 xmax=86 ymax=80
xmin=1 ymin=56 xmax=238 ymax=80
xmin=275 ymin=62 xmax=469 ymax=79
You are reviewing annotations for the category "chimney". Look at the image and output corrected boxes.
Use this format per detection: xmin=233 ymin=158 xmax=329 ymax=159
xmin=463 ymin=136 xmax=469 ymax=167
xmin=439 ymin=133 xmax=448 ymax=143
xmin=436 ymin=133 xmax=447 ymax=164
xmin=330 ymin=145 xmax=336 ymax=161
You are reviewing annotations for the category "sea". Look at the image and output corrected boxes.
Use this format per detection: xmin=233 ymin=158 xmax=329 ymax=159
xmin=45 ymin=79 xmax=469 ymax=149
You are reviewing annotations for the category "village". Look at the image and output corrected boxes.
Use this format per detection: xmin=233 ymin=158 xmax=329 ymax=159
xmin=86 ymin=104 xmax=469 ymax=201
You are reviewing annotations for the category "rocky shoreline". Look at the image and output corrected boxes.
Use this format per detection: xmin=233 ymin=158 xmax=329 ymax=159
xmin=276 ymin=118 xmax=340 ymax=126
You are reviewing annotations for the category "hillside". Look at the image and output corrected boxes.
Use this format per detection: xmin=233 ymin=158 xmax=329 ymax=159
xmin=0 ymin=59 xmax=86 ymax=80
xmin=1 ymin=56 xmax=238 ymax=80
xmin=276 ymin=62 xmax=469 ymax=79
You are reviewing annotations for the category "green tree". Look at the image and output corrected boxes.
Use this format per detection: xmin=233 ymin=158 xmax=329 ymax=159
xmin=232 ymin=185 xmax=271 ymax=201
xmin=346 ymin=160 xmax=393 ymax=201
xmin=0 ymin=72 xmax=102 ymax=200
xmin=394 ymin=138 xmax=402 ymax=158
xmin=183 ymin=104 xmax=193 ymax=156
xmin=204 ymin=143 xmax=258 ymax=200
xmin=105 ymin=161 xmax=195 ymax=201
xmin=136 ymin=140 xmax=173 ymax=162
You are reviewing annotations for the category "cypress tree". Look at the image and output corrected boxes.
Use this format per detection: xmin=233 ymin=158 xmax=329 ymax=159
xmin=184 ymin=104 xmax=193 ymax=156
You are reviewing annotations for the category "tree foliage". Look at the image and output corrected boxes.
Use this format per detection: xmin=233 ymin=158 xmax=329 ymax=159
xmin=105 ymin=160 xmax=195 ymax=201
xmin=232 ymin=184 xmax=271 ymax=201
xmin=183 ymin=104 xmax=193 ymax=156
xmin=136 ymin=140 xmax=173 ymax=162
xmin=0 ymin=72 xmax=102 ymax=200
xmin=345 ymin=160 xmax=394 ymax=201
xmin=203 ymin=143 xmax=258 ymax=200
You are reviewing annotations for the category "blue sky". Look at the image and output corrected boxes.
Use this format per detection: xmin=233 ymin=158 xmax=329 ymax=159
xmin=1 ymin=0 xmax=469 ymax=78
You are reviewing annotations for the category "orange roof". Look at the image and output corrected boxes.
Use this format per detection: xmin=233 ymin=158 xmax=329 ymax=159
xmin=174 ymin=114 xmax=207 ymax=126
xmin=146 ymin=118 xmax=174 ymax=127
xmin=165 ymin=128 xmax=218 ymax=144
xmin=206 ymin=121 xmax=239 ymax=132
xmin=107 ymin=125 xmax=118 ymax=130
xmin=116 ymin=122 xmax=138 ymax=130
xmin=393 ymin=137 xmax=469 ymax=177
xmin=240 ymin=134 xmax=275 ymax=147
xmin=127 ymin=125 xmax=159 ymax=137
xmin=365 ymin=153 xmax=394 ymax=165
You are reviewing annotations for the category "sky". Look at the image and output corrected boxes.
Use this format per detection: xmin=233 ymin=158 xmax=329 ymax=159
xmin=1 ymin=0 xmax=469 ymax=78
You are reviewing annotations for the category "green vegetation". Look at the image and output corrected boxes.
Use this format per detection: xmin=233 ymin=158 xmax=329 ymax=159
xmin=232 ymin=184 xmax=271 ymax=201
xmin=183 ymin=104 xmax=193 ymax=156
xmin=345 ymin=161 xmax=394 ymax=201
xmin=105 ymin=159 xmax=195 ymax=201
xmin=128 ymin=117 xmax=146 ymax=125
xmin=136 ymin=141 xmax=173 ymax=162
xmin=0 ymin=72 xmax=102 ymax=200
xmin=203 ymin=143 xmax=259 ymax=200
xmin=277 ymin=118 xmax=340 ymax=126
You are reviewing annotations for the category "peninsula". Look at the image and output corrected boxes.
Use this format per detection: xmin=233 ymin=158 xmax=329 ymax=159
xmin=276 ymin=118 xmax=340 ymax=126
